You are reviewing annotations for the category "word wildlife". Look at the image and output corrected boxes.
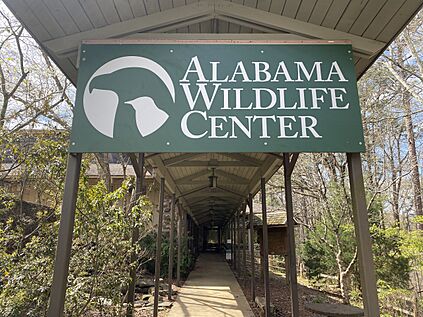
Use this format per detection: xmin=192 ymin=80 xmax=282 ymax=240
xmin=178 ymin=56 xmax=351 ymax=140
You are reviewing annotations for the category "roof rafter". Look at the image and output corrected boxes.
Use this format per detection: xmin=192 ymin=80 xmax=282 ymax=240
xmin=43 ymin=0 xmax=385 ymax=59
xmin=44 ymin=1 xmax=215 ymax=56
xmin=168 ymin=160 xmax=258 ymax=167
xmin=163 ymin=153 xmax=205 ymax=167
xmin=214 ymin=0 xmax=386 ymax=58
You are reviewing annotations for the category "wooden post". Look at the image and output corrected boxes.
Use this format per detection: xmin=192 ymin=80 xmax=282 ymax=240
xmin=229 ymin=219 xmax=235 ymax=268
xmin=236 ymin=208 xmax=241 ymax=275
xmin=167 ymin=194 xmax=176 ymax=300
xmin=153 ymin=178 xmax=165 ymax=317
xmin=176 ymin=205 xmax=182 ymax=286
xmin=47 ymin=153 xmax=82 ymax=317
xmin=242 ymin=206 xmax=247 ymax=282
xmin=127 ymin=153 xmax=145 ymax=317
xmin=347 ymin=153 xmax=380 ymax=317
xmin=234 ymin=214 xmax=238 ymax=270
xmin=283 ymin=153 xmax=300 ymax=317
xmin=248 ymin=193 xmax=256 ymax=301
xmin=261 ymin=178 xmax=271 ymax=317
xmin=218 ymin=226 xmax=222 ymax=252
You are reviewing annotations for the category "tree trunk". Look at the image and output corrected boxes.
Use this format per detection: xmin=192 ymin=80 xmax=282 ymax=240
xmin=336 ymin=251 xmax=350 ymax=304
xmin=403 ymin=93 xmax=423 ymax=229
xmin=95 ymin=153 xmax=112 ymax=191
xmin=389 ymin=141 xmax=401 ymax=226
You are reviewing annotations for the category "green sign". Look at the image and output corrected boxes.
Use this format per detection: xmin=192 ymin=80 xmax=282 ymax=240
xmin=70 ymin=41 xmax=365 ymax=153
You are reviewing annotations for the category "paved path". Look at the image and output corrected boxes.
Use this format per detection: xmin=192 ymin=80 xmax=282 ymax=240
xmin=168 ymin=253 xmax=254 ymax=317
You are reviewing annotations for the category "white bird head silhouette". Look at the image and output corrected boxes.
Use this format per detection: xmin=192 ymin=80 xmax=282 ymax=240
xmin=125 ymin=96 xmax=169 ymax=137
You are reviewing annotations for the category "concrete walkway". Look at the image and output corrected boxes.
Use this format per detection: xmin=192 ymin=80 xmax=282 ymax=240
xmin=168 ymin=253 xmax=255 ymax=317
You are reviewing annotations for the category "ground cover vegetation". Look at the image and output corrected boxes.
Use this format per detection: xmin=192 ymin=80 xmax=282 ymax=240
xmin=0 ymin=2 xmax=421 ymax=316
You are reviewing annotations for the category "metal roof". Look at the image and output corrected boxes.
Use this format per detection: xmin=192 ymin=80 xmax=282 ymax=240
xmin=4 ymin=0 xmax=422 ymax=226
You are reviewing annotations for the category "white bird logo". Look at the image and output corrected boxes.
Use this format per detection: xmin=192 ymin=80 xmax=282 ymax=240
xmin=83 ymin=56 xmax=175 ymax=138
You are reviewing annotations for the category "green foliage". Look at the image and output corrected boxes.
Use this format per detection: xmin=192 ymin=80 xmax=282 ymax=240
xmin=400 ymin=217 xmax=423 ymax=273
xmin=301 ymin=222 xmax=357 ymax=281
xmin=0 ymin=170 xmax=154 ymax=316
xmin=65 ymin=179 xmax=153 ymax=316
xmin=148 ymin=235 xmax=195 ymax=279
xmin=371 ymin=226 xmax=410 ymax=289
xmin=301 ymin=240 xmax=329 ymax=279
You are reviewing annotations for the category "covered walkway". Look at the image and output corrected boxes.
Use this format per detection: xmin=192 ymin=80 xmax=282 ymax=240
xmin=169 ymin=253 xmax=254 ymax=317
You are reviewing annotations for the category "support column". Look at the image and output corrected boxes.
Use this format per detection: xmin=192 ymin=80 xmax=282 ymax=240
xmin=127 ymin=153 xmax=145 ymax=317
xmin=236 ymin=209 xmax=241 ymax=275
xmin=248 ymin=194 xmax=256 ymax=302
xmin=233 ymin=215 xmax=237 ymax=270
xmin=47 ymin=153 xmax=82 ymax=317
xmin=218 ymin=226 xmax=222 ymax=252
xmin=168 ymin=194 xmax=176 ymax=300
xmin=242 ymin=207 xmax=247 ymax=282
xmin=347 ymin=153 xmax=380 ymax=317
xmin=153 ymin=178 xmax=165 ymax=317
xmin=176 ymin=205 xmax=182 ymax=286
xmin=283 ymin=153 xmax=300 ymax=317
xmin=261 ymin=178 xmax=271 ymax=317
xmin=229 ymin=219 xmax=235 ymax=268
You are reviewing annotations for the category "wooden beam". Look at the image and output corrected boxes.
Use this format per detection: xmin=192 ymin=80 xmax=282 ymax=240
xmin=186 ymin=196 xmax=239 ymax=208
xmin=245 ymin=155 xmax=282 ymax=196
xmin=347 ymin=153 xmax=380 ymax=316
xmin=283 ymin=153 xmax=300 ymax=317
xmin=182 ymin=190 xmax=240 ymax=199
xmin=44 ymin=1 xmax=214 ymax=56
xmin=120 ymin=33 xmax=321 ymax=41
xmin=176 ymin=204 xmax=182 ymax=286
xmin=215 ymin=169 xmax=249 ymax=184
xmin=163 ymin=153 xmax=204 ymax=167
xmin=178 ymin=185 xmax=210 ymax=198
xmin=47 ymin=154 xmax=82 ymax=317
xmin=149 ymin=155 xmax=197 ymax=225
xmin=220 ymin=153 xmax=262 ymax=167
xmin=215 ymin=0 xmax=386 ymax=57
xmin=190 ymin=203 xmax=234 ymax=209
xmin=248 ymin=194 xmax=256 ymax=301
xmin=128 ymin=153 xmax=142 ymax=178
xmin=127 ymin=153 xmax=145 ymax=316
xmin=174 ymin=169 xmax=210 ymax=184
xmin=168 ymin=160 xmax=259 ymax=167
xmin=167 ymin=194 xmax=176 ymax=300
xmin=260 ymin=178 xmax=271 ymax=317
xmin=176 ymin=179 xmax=248 ymax=185
xmin=153 ymin=178 xmax=165 ymax=317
